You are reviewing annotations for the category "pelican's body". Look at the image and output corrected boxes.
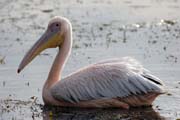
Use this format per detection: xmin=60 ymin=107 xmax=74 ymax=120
xmin=18 ymin=16 xmax=165 ymax=109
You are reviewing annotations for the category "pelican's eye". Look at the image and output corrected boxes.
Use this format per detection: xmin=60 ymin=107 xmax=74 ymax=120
xmin=49 ymin=23 xmax=61 ymax=32
xmin=56 ymin=24 xmax=59 ymax=27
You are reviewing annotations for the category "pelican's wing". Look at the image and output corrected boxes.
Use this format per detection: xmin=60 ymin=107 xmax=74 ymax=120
xmin=51 ymin=57 xmax=165 ymax=103
xmin=97 ymin=57 xmax=164 ymax=86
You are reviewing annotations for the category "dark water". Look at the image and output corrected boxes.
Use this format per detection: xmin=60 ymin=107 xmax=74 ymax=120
xmin=0 ymin=0 xmax=180 ymax=119
xmin=0 ymin=98 xmax=166 ymax=120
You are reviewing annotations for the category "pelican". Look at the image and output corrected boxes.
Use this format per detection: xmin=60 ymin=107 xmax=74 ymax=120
xmin=18 ymin=16 xmax=166 ymax=109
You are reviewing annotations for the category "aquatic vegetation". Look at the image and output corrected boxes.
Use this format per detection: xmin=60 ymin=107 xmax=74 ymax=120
xmin=0 ymin=56 xmax=5 ymax=64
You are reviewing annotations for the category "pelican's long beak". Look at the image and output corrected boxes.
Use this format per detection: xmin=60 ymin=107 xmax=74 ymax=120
xmin=17 ymin=29 xmax=63 ymax=73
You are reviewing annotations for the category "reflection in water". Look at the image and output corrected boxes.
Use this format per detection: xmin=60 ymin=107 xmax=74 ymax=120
xmin=43 ymin=106 xmax=165 ymax=120
xmin=0 ymin=99 xmax=166 ymax=120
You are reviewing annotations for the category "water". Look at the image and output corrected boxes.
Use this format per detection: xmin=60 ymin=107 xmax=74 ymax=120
xmin=0 ymin=0 xmax=180 ymax=119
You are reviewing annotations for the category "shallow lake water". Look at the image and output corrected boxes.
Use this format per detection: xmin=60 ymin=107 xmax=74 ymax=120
xmin=0 ymin=0 xmax=180 ymax=119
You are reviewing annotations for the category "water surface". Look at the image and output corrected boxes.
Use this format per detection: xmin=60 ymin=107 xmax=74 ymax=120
xmin=0 ymin=0 xmax=180 ymax=119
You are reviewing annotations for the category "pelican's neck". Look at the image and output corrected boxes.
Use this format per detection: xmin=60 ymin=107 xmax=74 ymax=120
xmin=45 ymin=29 xmax=72 ymax=88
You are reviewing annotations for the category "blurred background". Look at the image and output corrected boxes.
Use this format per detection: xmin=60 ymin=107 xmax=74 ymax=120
xmin=0 ymin=0 xmax=180 ymax=119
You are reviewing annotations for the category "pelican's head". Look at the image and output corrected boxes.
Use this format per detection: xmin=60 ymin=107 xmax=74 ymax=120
xmin=17 ymin=16 xmax=71 ymax=73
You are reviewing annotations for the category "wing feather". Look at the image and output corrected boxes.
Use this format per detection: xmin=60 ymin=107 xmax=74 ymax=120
xmin=51 ymin=57 xmax=165 ymax=103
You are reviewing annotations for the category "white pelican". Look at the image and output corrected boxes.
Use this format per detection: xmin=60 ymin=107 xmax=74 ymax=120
xmin=18 ymin=16 xmax=166 ymax=109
